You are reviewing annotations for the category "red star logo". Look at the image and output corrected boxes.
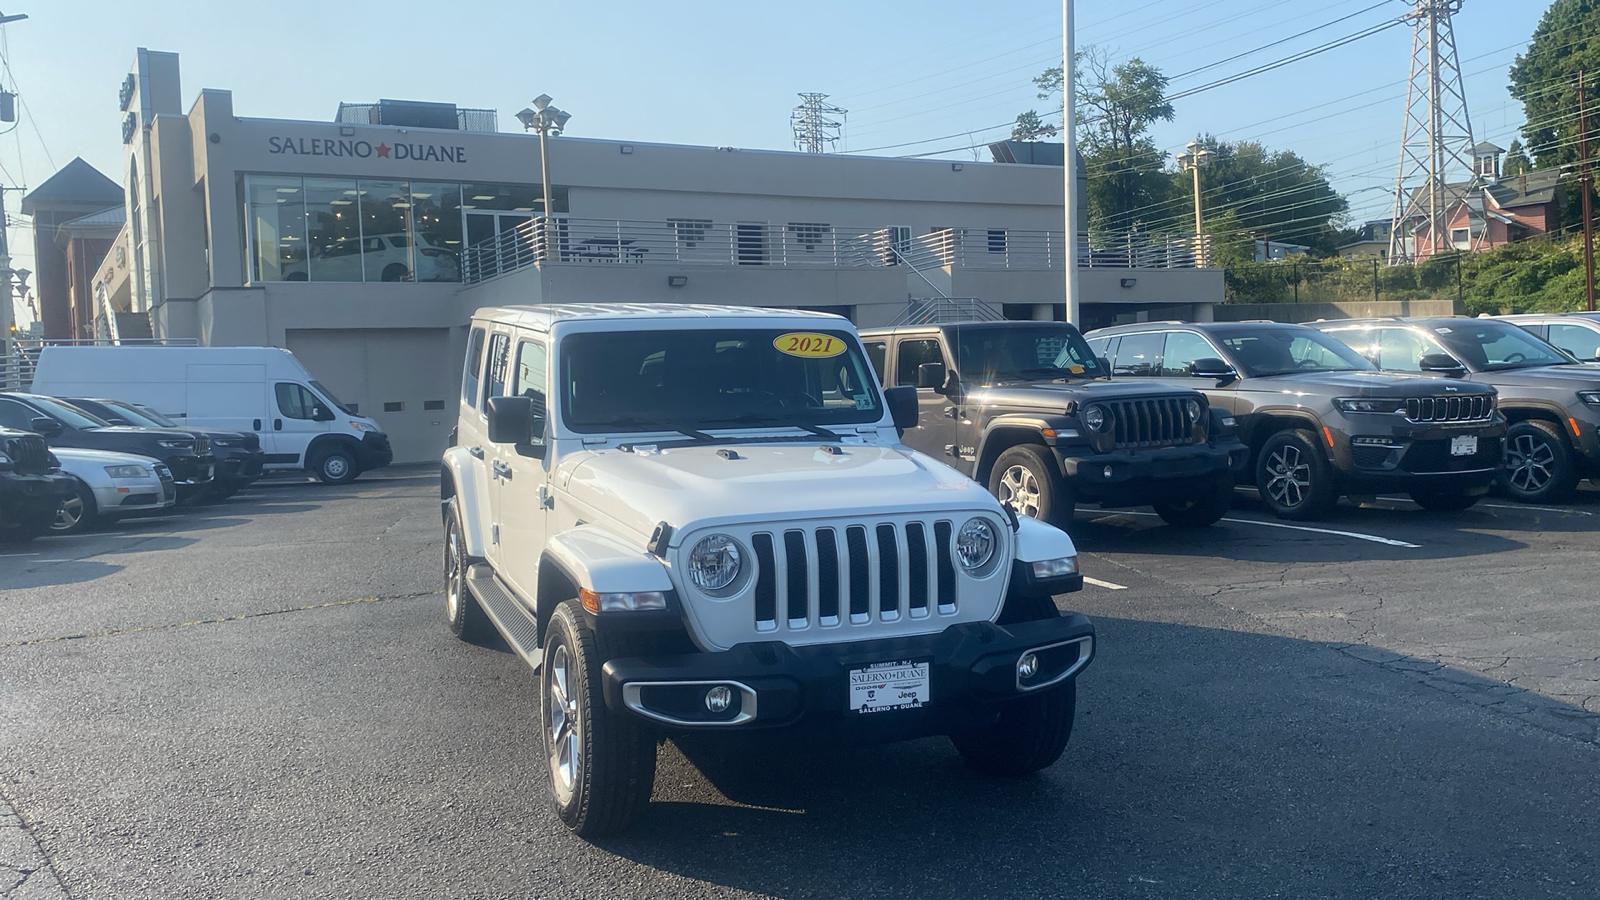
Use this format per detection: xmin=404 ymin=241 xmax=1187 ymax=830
xmin=375 ymin=143 xmax=391 ymax=158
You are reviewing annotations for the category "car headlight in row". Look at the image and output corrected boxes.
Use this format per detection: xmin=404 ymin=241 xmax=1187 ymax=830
xmin=956 ymin=518 xmax=997 ymax=571
xmin=1335 ymin=397 xmax=1406 ymax=414
xmin=104 ymin=465 xmax=151 ymax=479
xmin=1185 ymin=398 xmax=1203 ymax=422
xmin=1082 ymin=405 xmax=1106 ymax=431
xmin=350 ymin=421 xmax=380 ymax=433
xmin=688 ymin=533 xmax=744 ymax=593
xmin=156 ymin=438 xmax=194 ymax=450
xmin=1580 ymin=391 xmax=1600 ymax=408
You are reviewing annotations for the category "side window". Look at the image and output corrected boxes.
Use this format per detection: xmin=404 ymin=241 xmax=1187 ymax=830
xmin=896 ymin=339 xmax=945 ymax=387
xmin=0 ymin=398 xmax=36 ymax=430
xmin=1548 ymin=323 xmax=1600 ymax=360
xmin=482 ymin=333 xmax=511 ymax=410
xmin=1084 ymin=335 xmax=1116 ymax=364
xmin=1160 ymin=332 xmax=1221 ymax=377
xmin=462 ymin=327 xmax=486 ymax=407
xmin=863 ymin=341 xmax=887 ymax=384
xmin=275 ymin=383 xmax=319 ymax=419
xmin=512 ymin=340 xmax=549 ymax=444
xmin=1112 ymin=332 xmax=1163 ymax=377
xmin=1377 ymin=328 xmax=1432 ymax=372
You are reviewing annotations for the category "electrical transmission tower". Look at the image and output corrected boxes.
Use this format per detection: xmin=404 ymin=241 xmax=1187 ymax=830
xmin=1389 ymin=0 xmax=1477 ymax=264
xmin=791 ymin=93 xmax=846 ymax=153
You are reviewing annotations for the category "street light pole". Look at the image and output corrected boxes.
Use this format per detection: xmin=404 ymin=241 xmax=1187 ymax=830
xmin=1062 ymin=0 xmax=1079 ymax=325
xmin=1176 ymin=140 xmax=1213 ymax=266
xmin=516 ymin=95 xmax=571 ymax=264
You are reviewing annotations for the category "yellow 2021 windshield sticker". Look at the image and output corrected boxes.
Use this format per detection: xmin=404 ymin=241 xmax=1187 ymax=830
xmin=774 ymin=333 xmax=847 ymax=358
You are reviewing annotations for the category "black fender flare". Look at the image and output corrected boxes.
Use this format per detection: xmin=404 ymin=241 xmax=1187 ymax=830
xmin=974 ymin=414 xmax=1079 ymax=484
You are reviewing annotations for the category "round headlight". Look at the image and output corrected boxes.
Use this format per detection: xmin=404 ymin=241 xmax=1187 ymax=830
xmin=956 ymin=518 xmax=997 ymax=571
xmin=688 ymin=534 xmax=743 ymax=593
xmin=1185 ymin=398 xmax=1202 ymax=421
xmin=1083 ymin=405 xmax=1106 ymax=431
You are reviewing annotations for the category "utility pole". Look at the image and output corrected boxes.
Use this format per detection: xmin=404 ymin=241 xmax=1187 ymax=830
xmin=1063 ymin=0 xmax=1079 ymax=325
xmin=1177 ymin=140 xmax=1214 ymax=266
xmin=1388 ymin=0 xmax=1476 ymax=265
xmin=0 ymin=9 xmax=25 ymax=389
xmin=1581 ymin=70 xmax=1596 ymax=312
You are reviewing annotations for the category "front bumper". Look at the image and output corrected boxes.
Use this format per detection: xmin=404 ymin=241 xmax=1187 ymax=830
xmin=0 ymin=472 xmax=76 ymax=518
xmin=165 ymin=453 xmax=216 ymax=486
xmin=600 ymin=614 xmax=1094 ymax=738
xmin=353 ymin=432 xmax=393 ymax=471
xmin=1057 ymin=438 xmax=1248 ymax=504
xmin=1334 ymin=418 xmax=1506 ymax=493
xmin=91 ymin=474 xmax=177 ymax=514
xmin=216 ymin=448 xmax=265 ymax=483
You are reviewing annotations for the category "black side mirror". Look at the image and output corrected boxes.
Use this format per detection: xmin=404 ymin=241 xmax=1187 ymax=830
xmin=1098 ymin=356 xmax=1112 ymax=372
xmin=30 ymin=417 xmax=63 ymax=439
xmin=916 ymin=362 xmax=947 ymax=390
xmin=311 ymin=405 xmax=336 ymax=422
xmin=486 ymin=394 xmax=547 ymax=454
xmin=1418 ymin=353 xmax=1467 ymax=376
xmin=883 ymin=386 xmax=919 ymax=430
xmin=1190 ymin=357 xmax=1238 ymax=381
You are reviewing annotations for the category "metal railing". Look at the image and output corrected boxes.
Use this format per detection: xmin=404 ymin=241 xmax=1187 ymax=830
xmin=461 ymin=218 xmax=1216 ymax=283
xmin=891 ymin=298 xmax=1004 ymax=325
xmin=4 ymin=337 xmax=199 ymax=392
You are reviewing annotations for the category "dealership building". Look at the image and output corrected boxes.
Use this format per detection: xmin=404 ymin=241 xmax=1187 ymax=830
xmin=66 ymin=49 xmax=1220 ymax=463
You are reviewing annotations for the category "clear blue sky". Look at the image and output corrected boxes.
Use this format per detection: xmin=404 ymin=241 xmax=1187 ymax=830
xmin=0 ymin=0 xmax=1552 ymax=316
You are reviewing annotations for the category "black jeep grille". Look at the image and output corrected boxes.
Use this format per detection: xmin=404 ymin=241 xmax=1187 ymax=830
xmin=3 ymin=433 xmax=50 ymax=475
xmin=1405 ymin=395 xmax=1493 ymax=423
xmin=1105 ymin=397 xmax=1196 ymax=449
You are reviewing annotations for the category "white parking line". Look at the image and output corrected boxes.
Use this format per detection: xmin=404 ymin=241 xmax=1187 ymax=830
xmin=1481 ymin=503 xmax=1593 ymax=516
xmin=0 ymin=552 xmax=40 ymax=559
xmin=1083 ymin=576 xmax=1128 ymax=590
xmin=1101 ymin=511 xmax=1423 ymax=548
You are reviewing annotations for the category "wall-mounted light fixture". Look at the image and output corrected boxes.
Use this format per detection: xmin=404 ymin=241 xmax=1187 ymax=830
xmin=951 ymin=163 xmax=964 ymax=172
xmin=339 ymin=126 xmax=355 ymax=136
xmin=667 ymin=275 xmax=688 ymax=288
xmin=1120 ymin=278 xmax=1138 ymax=289
xmin=620 ymin=144 xmax=634 ymax=154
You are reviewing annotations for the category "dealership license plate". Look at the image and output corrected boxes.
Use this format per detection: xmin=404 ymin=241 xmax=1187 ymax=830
xmin=1450 ymin=435 xmax=1478 ymax=457
xmin=849 ymin=660 xmax=930 ymax=714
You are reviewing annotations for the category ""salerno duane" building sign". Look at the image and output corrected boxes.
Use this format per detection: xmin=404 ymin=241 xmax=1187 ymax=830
xmin=267 ymin=136 xmax=469 ymax=163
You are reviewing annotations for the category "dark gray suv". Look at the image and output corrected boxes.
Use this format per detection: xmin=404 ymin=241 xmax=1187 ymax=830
xmin=1314 ymin=317 xmax=1600 ymax=503
xmin=1085 ymin=321 xmax=1505 ymax=520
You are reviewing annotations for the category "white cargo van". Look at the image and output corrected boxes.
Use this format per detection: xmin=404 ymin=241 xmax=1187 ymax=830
xmin=30 ymin=346 xmax=393 ymax=484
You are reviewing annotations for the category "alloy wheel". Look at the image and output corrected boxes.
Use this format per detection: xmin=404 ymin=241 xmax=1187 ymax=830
xmin=444 ymin=524 xmax=463 ymax=622
xmin=51 ymin=495 xmax=83 ymax=532
xmin=1265 ymin=445 xmax=1311 ymax=509
xmin=547 ymin=644 xmax=582 ymax=803
xmin=998 ymin=464 xmax=1042 ymax=519
xmin=1506 ymin=433 xmax=1555 ymax=492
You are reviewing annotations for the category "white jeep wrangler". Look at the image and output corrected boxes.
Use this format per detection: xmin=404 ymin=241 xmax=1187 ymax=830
xmin=441 ymin=304 xmax=1095 ymax=837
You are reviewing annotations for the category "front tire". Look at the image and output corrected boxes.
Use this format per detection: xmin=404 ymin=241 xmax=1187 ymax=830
xmin=951 ymin=680 xmax=1078 ymax=777
xmin=50 ymin=480 xmax=99 ymax=535
xmin=1255 ymin=429 xmax=1338 ymax=520
xmin=1499 ymin=421 xmax=1579 ymax=503
xmin=988 ymin=444 xmax=1074 ymax=528
xmin=542 ymin=600 xmax=657 ymax=837
xmin=444 ymin=499 xmax=492 ymax=641
xmin=1410 ymin=491 xmax=1479 ymax=512
xmin=313 ymin=447 xmax=358 ymax=485
xmin=1153 ymin=473 xmax=1235 ymax=527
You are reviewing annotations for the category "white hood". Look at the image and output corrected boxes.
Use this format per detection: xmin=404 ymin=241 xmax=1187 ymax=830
xmin=560 ymin=442 xmax=999 ymax=546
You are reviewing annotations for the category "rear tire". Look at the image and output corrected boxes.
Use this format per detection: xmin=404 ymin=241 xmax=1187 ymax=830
xmin=313 ymin=447 xmax=358 ymax=485
xmin=1153 ymin=473 xmax=1235 ymax=527
xmin=951 ymin=680 xmax=1078 ymax=777
xmin=444 ymin=499 xmax=492 ymax=641
xmin=542 ymin=600 xmax=658 ymax=837
xmin=988 ymin=444 xmax=1074 ymax=529
xmin=1410 ymin=491 xmax=1479 ymax=512
xmin=1255 ymin=429 xmax=1338 ymax=521
xmin=1499 ymin=420 xmax=1579 ymax=503
xmin=50 ymin=480 xmax=99 ymax=535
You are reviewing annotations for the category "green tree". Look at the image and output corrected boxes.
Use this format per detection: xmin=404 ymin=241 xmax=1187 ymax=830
xmin=1183 ymin=135 xmax=1349 ymax=254
xmin=1015 ymin=48 xmax=1176 ymax=229
xmin=1509 ymin=0 xmax=1600 ymax=167
xmin=1009 ymin=110 xmax=1057 ymax=141
xmin=1504 ymin=139 xmax=1534 ymax=176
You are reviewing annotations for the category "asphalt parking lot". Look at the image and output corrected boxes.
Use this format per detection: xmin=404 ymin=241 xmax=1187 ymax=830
xmin=2 ymin=468 xmax=1597 ymax=899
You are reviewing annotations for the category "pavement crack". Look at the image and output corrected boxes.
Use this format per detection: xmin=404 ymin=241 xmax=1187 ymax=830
xmin=0 ymin=784 xmax=71 ymax=900
xmin=0 ymin=590 xmax=442 ymax=651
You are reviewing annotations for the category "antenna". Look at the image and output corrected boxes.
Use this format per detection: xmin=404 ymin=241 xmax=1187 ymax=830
xmin=791 ymin=93 xmax=846 ymax=154
xmin=1388 ymin=0 xmax=1477 ymax=264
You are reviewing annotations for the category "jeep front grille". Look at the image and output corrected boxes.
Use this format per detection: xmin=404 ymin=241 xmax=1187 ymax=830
xmin=3 ymin=433 xmax=50 ymax=475
xmin=1105 ymin=397 xmax=1196 ymax=449
xmin=751 ymin=520 xmax=958 ymax=633
xmin=1405 ymin=395 xmax=1492 ymax=423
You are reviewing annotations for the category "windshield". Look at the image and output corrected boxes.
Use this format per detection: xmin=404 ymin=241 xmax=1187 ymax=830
xmin=23 ymin=395 xmax=112 ymax=429
xmin=560 ymin=328 xmax=884 ymax=434
xmin=1215 ymin=327 xmax=1374 ymax=377
xmin=1428 ymin=321 xmax=1575 ymax=370
xmin=309 ymin=381 xmax=356 ymax=416
xmin=93 ymin=400 xmax=168 ymax=428
xmin=950 ymin=324 xmax=1106 ymax=382
xmin=131 ymin=404 xmax=181 ymax=427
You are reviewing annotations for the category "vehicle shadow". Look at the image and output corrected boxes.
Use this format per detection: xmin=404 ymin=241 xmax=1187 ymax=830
xmin=591 ymin=617 xmax=1600 ymax=899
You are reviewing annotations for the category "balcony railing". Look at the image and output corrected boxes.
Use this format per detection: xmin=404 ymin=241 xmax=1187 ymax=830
xmin=461 ymin=217 xmax=1214 ymax=283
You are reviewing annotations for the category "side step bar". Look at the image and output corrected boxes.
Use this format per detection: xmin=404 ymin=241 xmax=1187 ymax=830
xmin=465 ymin=563 xmax=541 ymax=667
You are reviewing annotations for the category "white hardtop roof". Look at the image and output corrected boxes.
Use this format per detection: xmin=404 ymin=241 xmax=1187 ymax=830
xmin=474 ymin=303 xmax=849 ymax=332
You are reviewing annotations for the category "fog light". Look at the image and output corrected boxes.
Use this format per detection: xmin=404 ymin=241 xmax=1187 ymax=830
xmin=1018 ymin=653 xmax=1040 ymax=680
xmin=1031 ymin=556 xmax=1078 ymax=579
xmin=704 ymin=686 xmax=733 ymax=713
xmin=1103 ymin=465 xmax=1114 ymax=479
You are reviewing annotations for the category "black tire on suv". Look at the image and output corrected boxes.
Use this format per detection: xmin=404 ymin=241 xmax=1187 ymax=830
xmin=1500 ymin=420 xmax=1580 ymax=503
xmin=444 ymin=499 xmax=492 ymax=642
xmin=1 ymin=508 xmax=56 ymax=543
xmin=1256 ymin=429 xmax=1339 ymax=520
xmin=951 ymin=592 xmax=1076 ymax=776
xmin=988 ymin=444 xmax=1074 ymax=528
xmin=1152 ymin=473 xmax=1235 ymax=527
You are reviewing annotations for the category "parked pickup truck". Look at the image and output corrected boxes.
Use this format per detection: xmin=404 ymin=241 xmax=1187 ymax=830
xmin=858 ymin=320 xmax=1249 ymax=529
xmin=441 ymin=304 xmax=1096 ymax=837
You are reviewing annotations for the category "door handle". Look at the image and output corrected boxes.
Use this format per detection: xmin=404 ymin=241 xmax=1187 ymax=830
xmin=253 ymin=419 xmax=262 ymax=431
xmin=469 ymin=446 xmax=484 ymax=459
xmin=944 ymin=406 xmax=959 ymax=419
xmin=492 ymin=460 xmax=513 ymax=480
xmin=274 ymin=418 xmax=283 ymax=431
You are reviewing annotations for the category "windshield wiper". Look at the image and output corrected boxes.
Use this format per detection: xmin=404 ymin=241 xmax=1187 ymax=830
xmin=700 ymin=412 xmax=842 ymax=440
xmin=602 ymin=416 xmax=717 ymax=442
